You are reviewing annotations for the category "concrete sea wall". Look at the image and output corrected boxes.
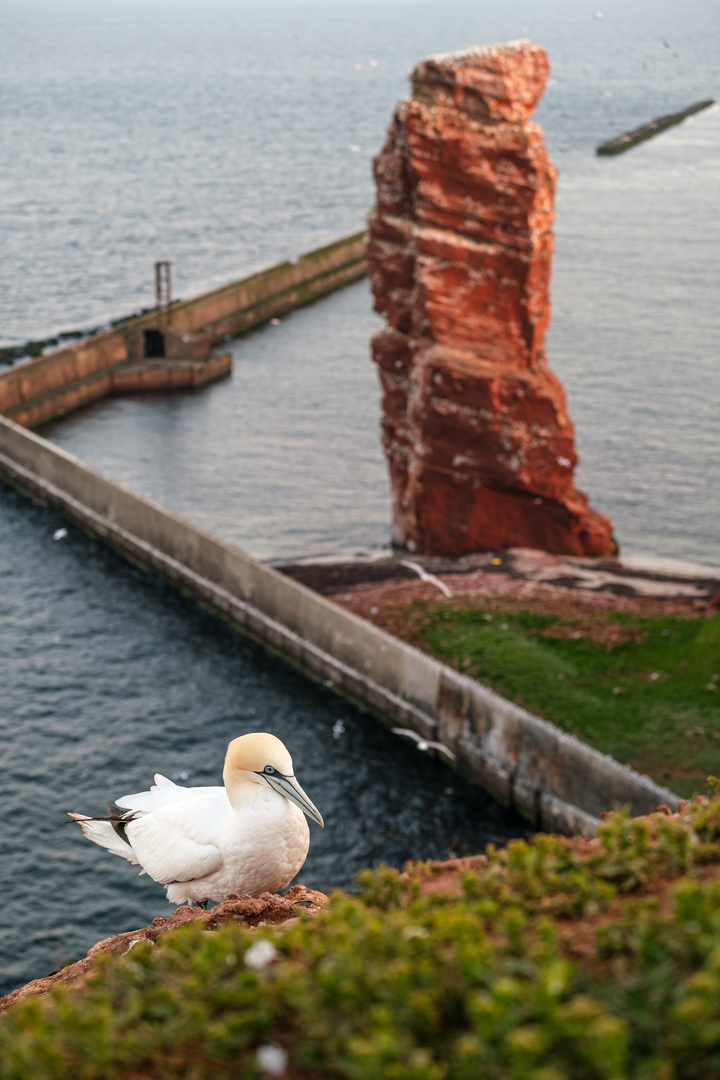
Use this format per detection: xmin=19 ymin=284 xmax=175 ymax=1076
xmin=0 ymin=231 xmax=367 ymax=428
xmin=0 ymin=330 xmax=129 ymax=428
xmin=0 ymin=414 xmax=678 ymax=837
xmin=125 ymin=230 xmax=368 ymax=340
xmin=0 ymin=331 xmax=234 ymax=430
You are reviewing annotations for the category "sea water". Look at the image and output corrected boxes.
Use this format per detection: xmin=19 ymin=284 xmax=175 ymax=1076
xmin=1 ymin=0 xmax=718 ymax=993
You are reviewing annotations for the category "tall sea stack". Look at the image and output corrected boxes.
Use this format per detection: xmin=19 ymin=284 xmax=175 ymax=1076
xmin=368 ymin=41 xmax=616 ymax=557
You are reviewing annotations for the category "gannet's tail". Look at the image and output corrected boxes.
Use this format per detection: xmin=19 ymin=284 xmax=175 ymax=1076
xmin=68 ymin=811 xmax=140 ymax=865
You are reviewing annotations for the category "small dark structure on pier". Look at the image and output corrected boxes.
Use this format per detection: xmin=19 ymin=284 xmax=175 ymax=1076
xmin=125 ymin=324 xmax=212 ymax=364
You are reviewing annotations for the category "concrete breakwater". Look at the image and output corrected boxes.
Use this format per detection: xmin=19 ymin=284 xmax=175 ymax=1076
xmin=0 ymin=414 xmax=678 ymax=836
xmin=0 ymin=231 xmax=367 ymax=428
xmin=596 ymin=98 xmax=715 ymax=156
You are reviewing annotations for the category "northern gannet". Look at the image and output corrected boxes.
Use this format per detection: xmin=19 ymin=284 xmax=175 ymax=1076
xmin=69 ymin=732 xmax=323 ymax=906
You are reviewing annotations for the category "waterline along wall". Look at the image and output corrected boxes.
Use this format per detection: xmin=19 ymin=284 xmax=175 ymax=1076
xmin=0 ymin=231 xmax=367 ymax=428
xmin=0 ymin=414 xmax=678 ymax=837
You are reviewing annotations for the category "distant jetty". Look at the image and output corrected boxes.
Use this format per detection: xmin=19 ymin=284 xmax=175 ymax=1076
xmin=596 ymin=98 xmax=715 ymax=156
xmin=0 ymin=231 xmax=367 ymax=428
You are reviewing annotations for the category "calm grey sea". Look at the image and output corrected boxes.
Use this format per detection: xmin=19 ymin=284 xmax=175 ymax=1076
xmin=0 ymin=0 xmax=718 ymax=993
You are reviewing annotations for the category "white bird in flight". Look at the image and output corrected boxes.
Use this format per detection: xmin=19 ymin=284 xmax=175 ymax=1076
xmin=391 ymin=728 xmax=457 ymax=762
xmin=69 ymin=733 xmax=323 ymax=907
xmin=400 ymin=560 xmax=453 ymax=598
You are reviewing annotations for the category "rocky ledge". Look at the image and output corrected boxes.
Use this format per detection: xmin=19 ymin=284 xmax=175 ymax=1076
xmin=0 ymin=884 xmax=328 ymax=1013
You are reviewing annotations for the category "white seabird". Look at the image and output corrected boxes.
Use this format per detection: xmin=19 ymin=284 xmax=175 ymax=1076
xmin=69 ymin=732 xmax=323 ymax=906
xmin=391 ymin=727 xmax=457 ymax=762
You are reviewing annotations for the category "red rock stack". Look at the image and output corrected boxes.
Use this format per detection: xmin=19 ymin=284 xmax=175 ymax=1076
xmin=368 ymin=41 xmax=616 ymax=557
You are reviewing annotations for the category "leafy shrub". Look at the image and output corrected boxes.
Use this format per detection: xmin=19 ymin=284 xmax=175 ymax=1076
xmin=4 ymin=791 xmax=720 ymax=1078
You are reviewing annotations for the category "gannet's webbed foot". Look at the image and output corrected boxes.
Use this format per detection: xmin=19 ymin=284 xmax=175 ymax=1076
xmin=197 ymin=899 xmax=209 ymax=910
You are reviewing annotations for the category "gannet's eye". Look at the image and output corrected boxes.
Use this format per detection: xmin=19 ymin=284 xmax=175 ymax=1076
xmin=263 ymin=765 xmax=276 ymax=776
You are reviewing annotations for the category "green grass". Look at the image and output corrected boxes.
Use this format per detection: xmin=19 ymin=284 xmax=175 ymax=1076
xmin=416 ymin=607 xmax=720 ymax=797
xmin=4 ymin=795 xmax=720 ymax=1078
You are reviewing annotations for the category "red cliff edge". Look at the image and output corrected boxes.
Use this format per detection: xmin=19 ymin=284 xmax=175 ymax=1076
xmin=368 ymin=41 xmax=616 ymax=557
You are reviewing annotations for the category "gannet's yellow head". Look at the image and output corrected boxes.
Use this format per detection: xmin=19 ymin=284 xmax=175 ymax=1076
xmin=223 ymin=732 xmax=324 ymax=827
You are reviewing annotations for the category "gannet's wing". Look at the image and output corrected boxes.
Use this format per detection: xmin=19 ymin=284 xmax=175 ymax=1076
xmin=125 ymin=796 xmax=226 ymax=885
xmin=115 ymin=774 xmax=213 ymax=813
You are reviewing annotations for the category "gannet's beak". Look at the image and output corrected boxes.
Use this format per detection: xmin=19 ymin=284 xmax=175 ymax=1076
xmin=264 ymin=772 xmax=324 ymax=827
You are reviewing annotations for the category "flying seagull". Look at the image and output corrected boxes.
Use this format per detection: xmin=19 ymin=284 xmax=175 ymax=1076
xmin=392 ymin=727 xmax=457 ymax=762
xmin=70 ymin=733 xmax=323 ymax=907
xmin=400 ymin=560 xmax=453 ymax=598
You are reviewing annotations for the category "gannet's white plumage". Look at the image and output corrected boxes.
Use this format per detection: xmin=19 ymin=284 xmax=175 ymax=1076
xmin=70 ymin=733 xmax=323 ymax=905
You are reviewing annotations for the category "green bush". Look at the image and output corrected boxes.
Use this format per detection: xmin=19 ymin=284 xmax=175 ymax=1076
xmin=4 ymin=792 xmax=720 ymax=1078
